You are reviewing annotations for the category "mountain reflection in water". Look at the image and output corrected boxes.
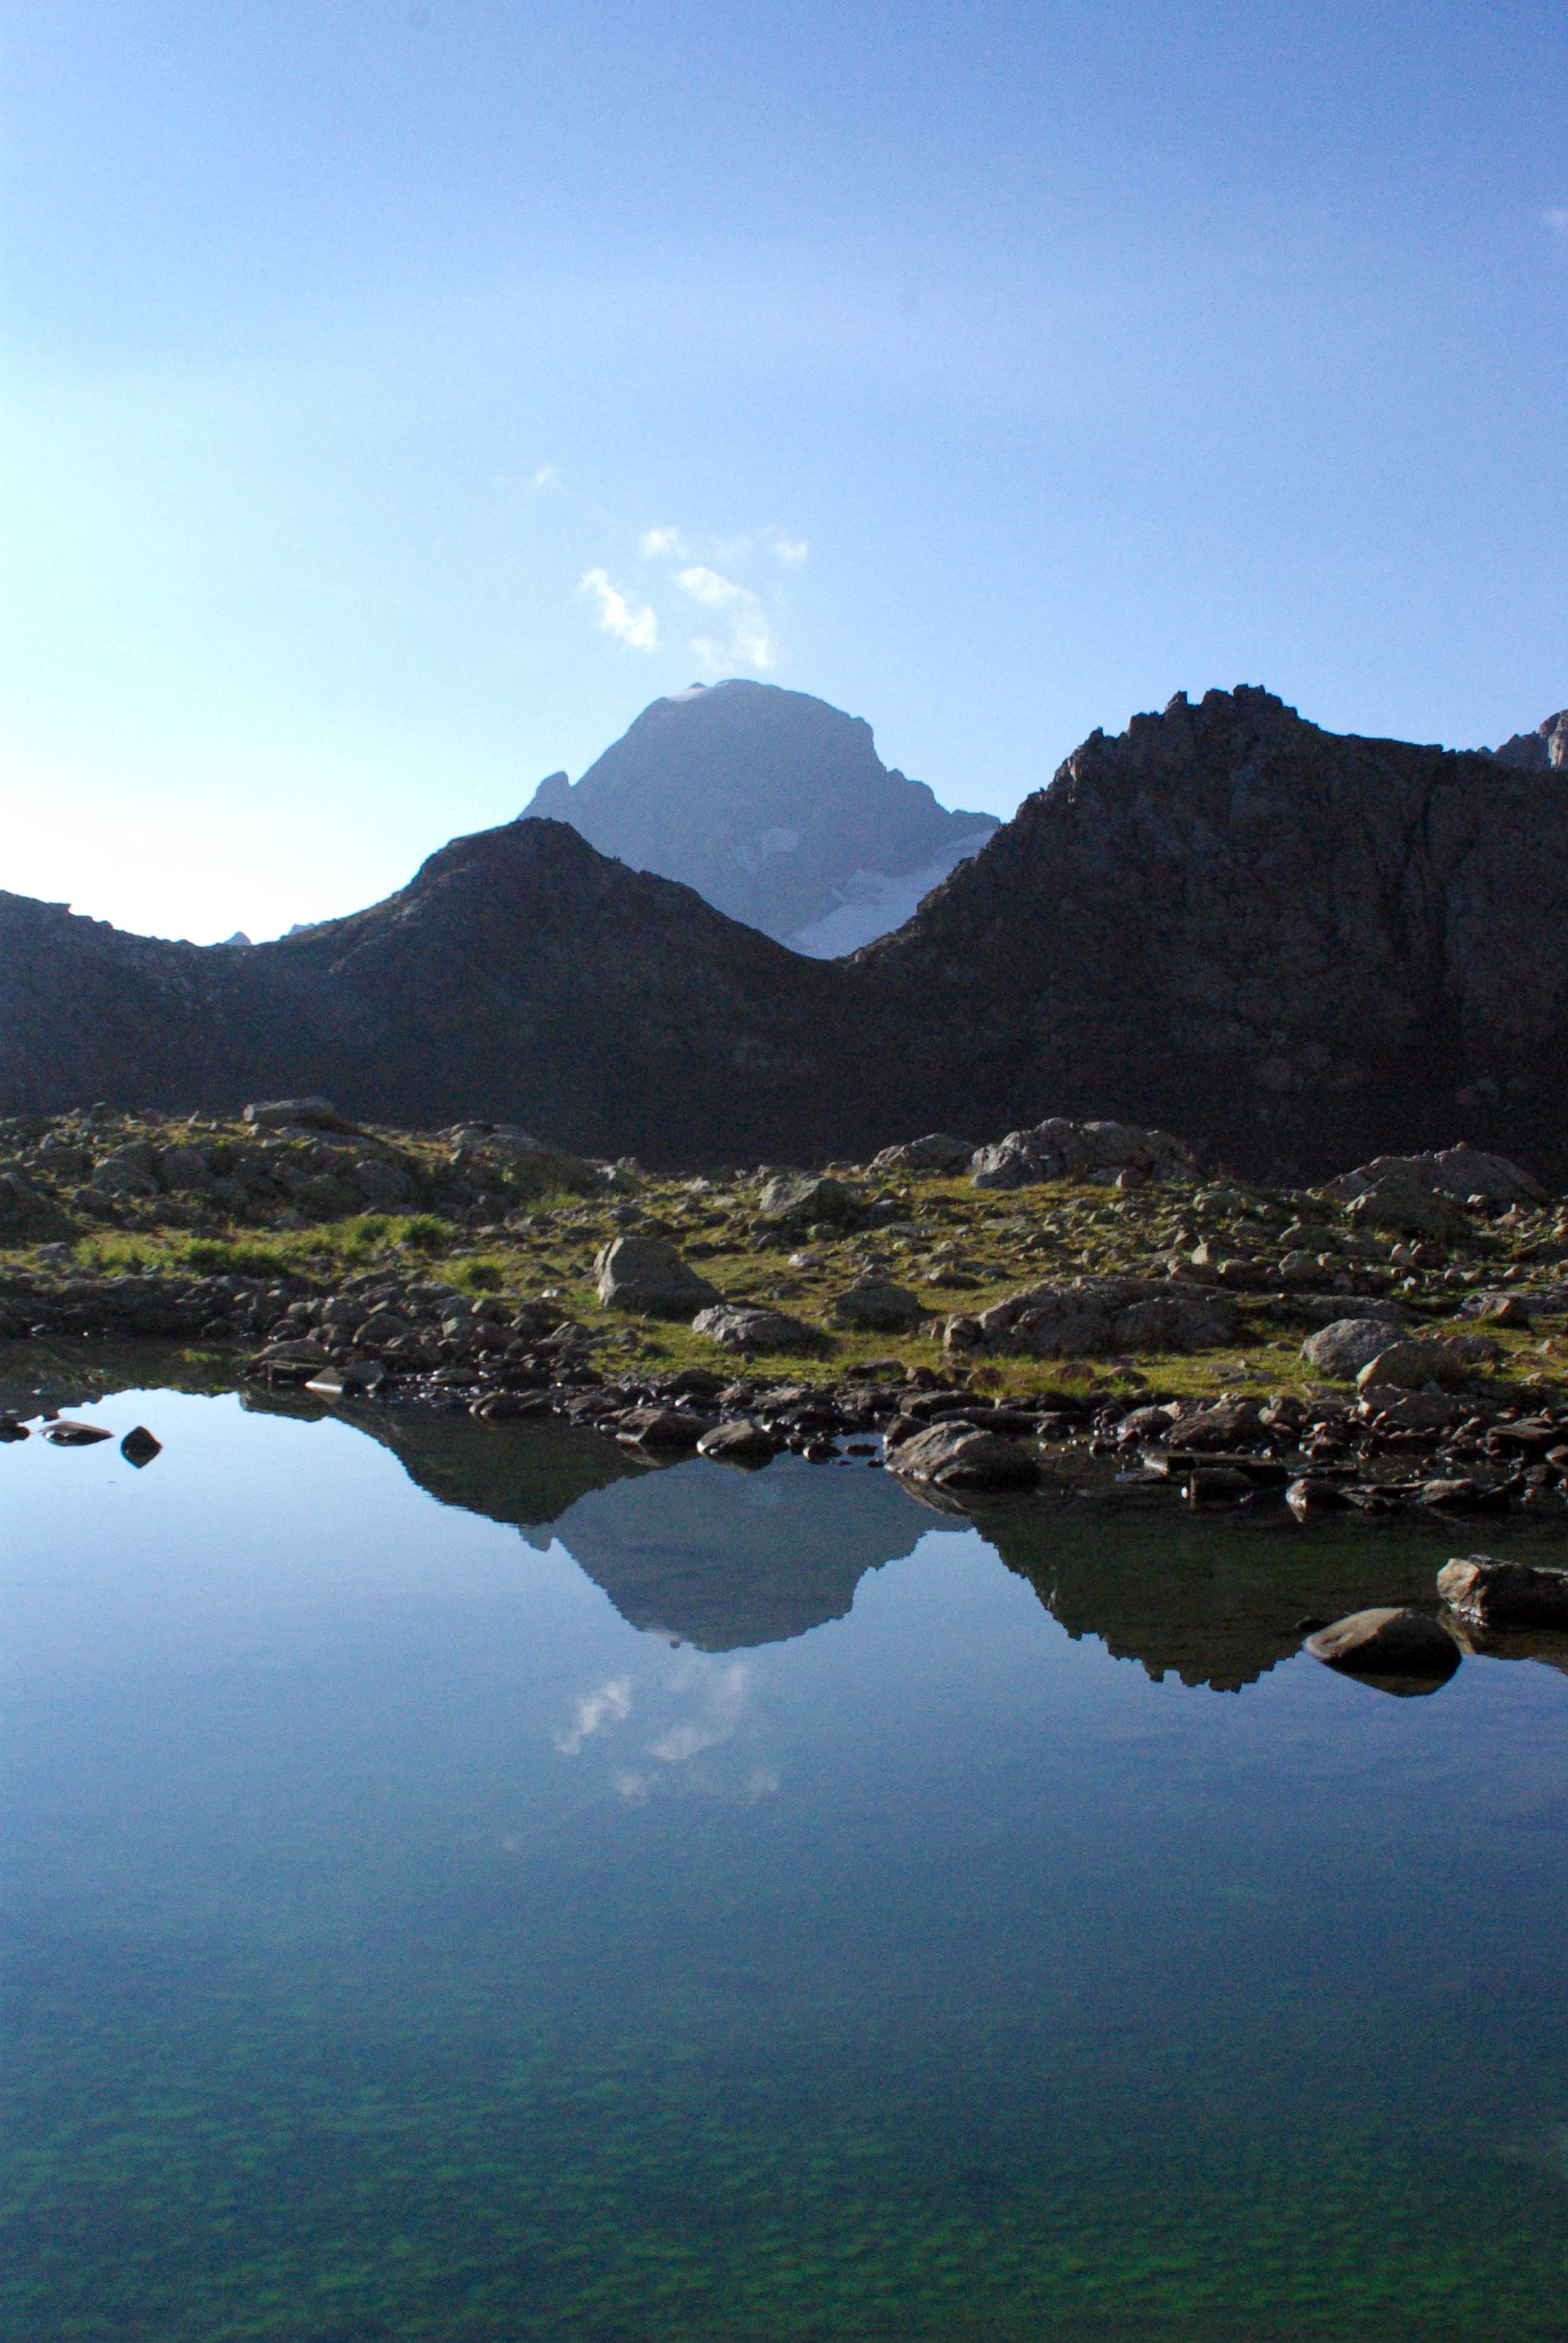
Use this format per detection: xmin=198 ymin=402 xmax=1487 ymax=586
xmin=258 ymin=1394 xmax=1568 ymax=1692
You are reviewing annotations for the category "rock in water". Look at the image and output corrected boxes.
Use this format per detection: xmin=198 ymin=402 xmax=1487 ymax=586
xmin=119 ymin=1425 xmax=162 ymax=1467
xmin=1437 ymin=1556 xmax=1568 ymax=1631
xmin=44 ymin=1421 xmax=113 ymax=1446
xmin=594 ymin=1235 xmax=722 ymax=1318
xmin=1305 ymin=1608 xmax=1460 ymax=1683
xmin=884 ymin=1419 xmax=1041 ymax=1493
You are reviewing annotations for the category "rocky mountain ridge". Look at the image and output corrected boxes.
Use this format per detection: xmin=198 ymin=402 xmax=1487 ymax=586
xmin=6 ymin=687 xmax=1568 ymax=1182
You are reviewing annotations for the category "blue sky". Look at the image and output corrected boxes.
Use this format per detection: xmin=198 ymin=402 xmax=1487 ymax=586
xmin=3 ymin=0 xmax=1564 ymax=940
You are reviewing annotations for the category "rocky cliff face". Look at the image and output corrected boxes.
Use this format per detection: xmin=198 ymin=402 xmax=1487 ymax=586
xmin=7 ymin=686 xmax=1568 ymax=1181
xmin=521 ymin=679 xmax=998 ymax=952
xmin=845 ymin=685 xmax=1568 ymax=1177
xmin=1492 ymin=708 xmax=1568 ymax=772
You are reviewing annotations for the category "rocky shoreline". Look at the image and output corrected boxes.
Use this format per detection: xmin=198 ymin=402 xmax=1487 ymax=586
xmin=5 ymin=1101 xmax=1568 ymax=1527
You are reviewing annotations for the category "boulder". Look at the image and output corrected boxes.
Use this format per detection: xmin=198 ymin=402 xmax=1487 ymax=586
xmin=0 ymin=1170 xmax=71 ymax=1240
xmin=691 ymin=1303 xmax=827 ymax=1355
xmin=1473 ymin=1292 xmax=1532 ymax=1328
xmin=1354 ymin=1341 xmax=1466 ymax=1394
xmin=952 ymin=1274 xmax=1232 ymax=1359
xmin=595 ymin=1235 xmax=722 ymax=1318
xmin=695 ymin=1418 xmax=780 ymax=1464
xmin=970 ymin=1115 xmax=1194 ymax=1192
xmin=1301 ymin=1316 xmax=1417 ymax=1380
xmin=828 ymin=1278 xmax=926 ymax=1332
xmin=1357 ymin=1390 xmax=1463 ymax=1431
xmin=869 ymin=1133 xmax=976 ymax=1174
xmin=1291 ymin=1294 xmax=1408 ymax=1328
xmin=757 ymin=1173 xmax=865 ymax=1229
xmin=1326 ymin=1145 xmax=1545 ymax=1209
xmin=1437 ymin=1555 xmax=1568 ymax=1631
xmin=615 ymin=1406 xmax=712 ymax=1450
xmin=1346 ymin=1175 xmax=1464 ymax=1243
xmin=243 ymin=1096 xmax=354 ymax=1133
xmin=1305 ymin=1608 xmax=1460 ymax=1682
xmin=884 ymin=1418 xmax=1041 ymax=1492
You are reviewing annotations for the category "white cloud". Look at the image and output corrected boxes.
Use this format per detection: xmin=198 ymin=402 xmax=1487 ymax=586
xmin=675 ymin=567 xmax=776 ymax=672
xmin=1546 ymin=209 xmax=1568 ymax=237
xmin=675 ymin=563 xmax=745 ymax=608
xmin=773 ymin=536 xmax=808 ymax=566
xmin=639 ymin=525 xmax=688 ymax=560
xmin=554 ymin=1676 xmax=633 ymax=1755
xmin=650 ymin=1660 xmax=751 ymax=1762
xmin=579 ymin=568 xmax=659 ymax=653
xmin=531 ymin=464 xmax=563 ymax=491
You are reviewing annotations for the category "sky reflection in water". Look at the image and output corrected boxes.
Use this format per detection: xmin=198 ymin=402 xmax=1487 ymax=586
xmin=3 ymin=1381 xmax=1567 ymax=2341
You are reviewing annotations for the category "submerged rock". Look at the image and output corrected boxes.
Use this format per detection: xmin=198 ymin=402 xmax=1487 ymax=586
xmin=119 ymin=1425 xmax=162 ymax=1466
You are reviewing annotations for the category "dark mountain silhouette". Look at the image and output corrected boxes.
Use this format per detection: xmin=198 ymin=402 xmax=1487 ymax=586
xmin=523 ymin=679 xmax=998 ymax=952
xmin=6 ymin=685 xmax=1568 ymax=1181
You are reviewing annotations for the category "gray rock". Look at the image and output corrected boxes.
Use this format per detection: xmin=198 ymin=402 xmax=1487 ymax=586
xmin=970 ymin=1116 xmax=1194 ymax=1191
xmin=1305 ymin=1608 xmax=1460 ymax=1681
xmin=155 ymin=1144 xmax=213 ymax=1192
xmin=869 ymin=1133 xmax=975 ymax=1174
xmin=884 ymin=1418 xmax=1041 ymax=1492
xmin=951 ymin=1274 xmax=1232 ymax=1359
xmin=1346 ymin=1176 xmax=1464 ymax=1243
xmin=828 ymin=1278 xmax=926 ymax=1332
xmin=1357 ymin=1389 xmax=1463 ymax=1430
xmin=353 ymin=1157 xmax=418 ymax=1207
xmin=1354 ymin=1340 xmax=1466 ymax=1394
xmin=1437 ymin=1555 xmax=1568 ymax=1630
xmin=1291 ymin=1294 xmax=1409 ymax=1327
xmin=757 ymin=1173 xmax=864 ymax=1229
xmin=691 ymin=1303 xmax=826 ymax=1355
xmin=695 ymin=1418 xmax=780 ymax=1463
xmin=1325 ymin=1144 xmax=1546 ymax=1208
xmin=595 ymin=1235 xmax=722 ymax=1318
xmin=1302 ymin=1316 xmax=1420 ymax=1380
xmin=615 ymin=1406 xmax=712 ymax=1450
xmin=243 ymin=1096 xmax=353 ymax=1133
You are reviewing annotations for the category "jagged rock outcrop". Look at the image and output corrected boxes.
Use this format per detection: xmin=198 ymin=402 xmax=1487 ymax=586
xmin=1491 ymin=709 xmax=1568 ymax=772
xmin=521 ymin=678 xmax=998 ymax=952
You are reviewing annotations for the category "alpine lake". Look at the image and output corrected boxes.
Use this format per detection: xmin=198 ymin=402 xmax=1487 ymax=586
xmin=4 ymin=1358 xmax=1567 ymax=2343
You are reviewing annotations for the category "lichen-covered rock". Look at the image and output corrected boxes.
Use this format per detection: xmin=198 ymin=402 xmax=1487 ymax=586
xmin=970 ymin=1117 xmax=1194 ymax=1192
xmin=950 ymin=1275 xmax=1232 ymax=1359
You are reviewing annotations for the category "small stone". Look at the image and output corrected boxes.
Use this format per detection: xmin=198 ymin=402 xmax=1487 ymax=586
xmin=119 ymin=1425 xmax=162 ymax=1467
xmin=44 ymin=1421 xmax=113 ymax=1446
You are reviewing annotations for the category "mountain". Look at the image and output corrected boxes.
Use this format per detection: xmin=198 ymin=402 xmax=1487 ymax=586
xmin=7 ymin=684 xmax=1568 ymax=1182
xmin=842 ymin=684 xmax=1568 ymax=1178
xmin=0 ymin=818 xmax=842 ymax=1161
xmin=521 ymin=679 xmax=998 ymax=953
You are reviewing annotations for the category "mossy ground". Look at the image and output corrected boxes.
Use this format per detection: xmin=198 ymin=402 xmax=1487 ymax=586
xmin=5 ymin=1116 xmax=1566 ymax=1397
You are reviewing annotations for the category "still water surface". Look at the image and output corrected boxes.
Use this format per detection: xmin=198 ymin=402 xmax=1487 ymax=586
xmin=4 ymin=1378 xmax=1568 ymax=2340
